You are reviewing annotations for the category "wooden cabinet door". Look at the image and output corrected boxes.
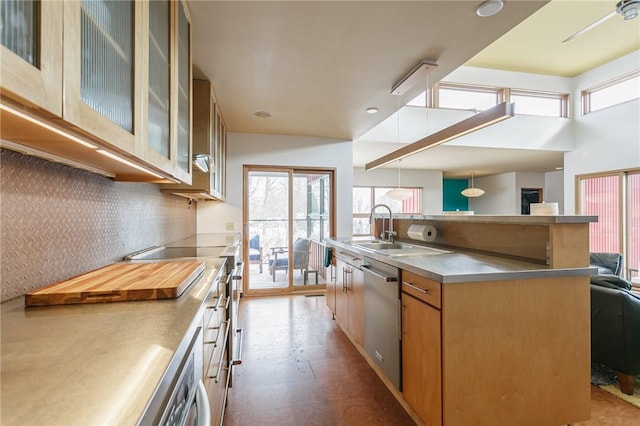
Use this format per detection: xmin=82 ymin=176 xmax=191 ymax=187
xmin=402 ymin=292 xmax=442 ymax=426
xmin=63 ymin=0 xmax=143 ymax=155
xmin=348 ymin=266 xmax=365 ymax=346
xmin=325 ymin=264 xmax=336 ymax=316
xmin=142 ymin=0 xmax=173 ymax=175
xmin=172 ymin=0 xmax=192 ymax=183
xmin=335 ymin=258 xmax=349 ymax=326
xmin=0 ymin=0 xmax=63 ymax=115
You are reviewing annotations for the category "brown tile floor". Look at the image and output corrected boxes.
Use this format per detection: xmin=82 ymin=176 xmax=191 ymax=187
xmin=224 ymin=294 xmax=640 ymax=426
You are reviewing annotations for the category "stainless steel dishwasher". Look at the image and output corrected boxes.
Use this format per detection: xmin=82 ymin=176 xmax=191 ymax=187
xmin=362 ymin=257 xmax=401 ymax=390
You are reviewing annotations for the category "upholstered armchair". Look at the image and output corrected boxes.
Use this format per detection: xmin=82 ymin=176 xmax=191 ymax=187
xmin=590 ymin=273 xmax=640 ymax=395
xmin=249 ymin=235 xmax=263 ymax=273
xmin=589 ymin=252 xmax=622 ymax=276
xmin=268 ymin=238 xmax=311 ymax=282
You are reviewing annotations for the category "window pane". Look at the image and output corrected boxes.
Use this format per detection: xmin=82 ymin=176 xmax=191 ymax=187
xmin=374 ymin=188 xmax=421 ymax=214
xmin=353 ymin=187 xmax=372 ymax=214
xmin=439 ymin=87 xmax=497 ymax=111
xmin=581 ymin=175 xmax=620 ymax=252
xmin=628 ymin=173 xmax=640 ymax=282
xmin=511 ymin=94 xmax=562 ymax=117
xmin=590 ymin=75 xmax=640 ymax=112
xmin=353 ymin=218 xmax=371 ymax=236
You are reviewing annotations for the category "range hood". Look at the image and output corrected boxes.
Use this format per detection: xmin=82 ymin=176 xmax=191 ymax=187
xmin=192 ymin=154 xmax=212 ymax=173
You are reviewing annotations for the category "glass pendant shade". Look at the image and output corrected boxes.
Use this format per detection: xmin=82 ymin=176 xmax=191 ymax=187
xmin=461 ymin=172 xmax=484 ymax=197
xmin=461 ymin=187 xmax=485 ymax=197
xmin=386 ymin=187 xmax=413 ymax=201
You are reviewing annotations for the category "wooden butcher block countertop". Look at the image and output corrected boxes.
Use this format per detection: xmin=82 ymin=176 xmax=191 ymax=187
xmin=25 ymin=260 xmax=205 ymax=306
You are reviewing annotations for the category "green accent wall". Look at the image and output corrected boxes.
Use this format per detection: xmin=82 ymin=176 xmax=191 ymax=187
xmin=443 ymin=179 xmax=469 ymax=211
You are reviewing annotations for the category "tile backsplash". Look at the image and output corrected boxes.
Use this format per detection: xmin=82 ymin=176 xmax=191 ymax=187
xmin=0 ymin=149 xmax=196 ymax=302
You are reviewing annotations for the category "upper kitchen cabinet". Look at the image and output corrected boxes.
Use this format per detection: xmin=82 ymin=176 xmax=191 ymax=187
xmin=172 ymin=0 xmax=192 ymax=183
xmin=0 ymin=0 xmax=194 ymax=183
xmin=62 ymin=0 xmax=143 ymax=156
xmin=142 ymin=0 xmax=173 ymax=175
xmin=0 ymin=0 xmax=63 ymax=115
xmin=161 ymin=78 xmax=226 ymax=200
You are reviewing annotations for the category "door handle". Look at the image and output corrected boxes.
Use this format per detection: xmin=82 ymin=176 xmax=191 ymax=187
xmin=362 ymin=265 xmax=398 ymax=282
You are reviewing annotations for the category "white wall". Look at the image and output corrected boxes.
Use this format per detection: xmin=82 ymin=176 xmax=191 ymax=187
xmin=197 ymin=132 xmax=354 ymax=237
xmin=544 ymin=170 xmax=565 ymax=215
xmin=469 ymin=172 xmax=516 ymax=214
xmin=352 ymin=167 xmax=443 ymax=214
xmin=563 ymin=50 xmax=640 ymax=214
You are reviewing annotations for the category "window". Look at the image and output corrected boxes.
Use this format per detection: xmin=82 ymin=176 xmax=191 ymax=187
xmin=577 ymin=169 xmax=640 ymax=287
xmin=582 ymin=70 xmax=640 ymax=115
xmin=352 ymin=186 xmax=421 ymax=236
xmin=427 ymin=83 xmax=569 ymax=118
xmin=509 ymin=89 xmax=568 ymax=117
xmin=436 ymin=83 xmax=502 ymax=111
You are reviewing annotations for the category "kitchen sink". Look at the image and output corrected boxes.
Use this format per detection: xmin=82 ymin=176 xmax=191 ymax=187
xmin=355 ymin=242 xmax=413 ymax=250
xmin=352 ymin=241 xmax=450 ymax=257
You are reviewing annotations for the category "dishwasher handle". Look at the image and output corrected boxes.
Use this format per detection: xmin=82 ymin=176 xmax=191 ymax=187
xmin=361 ymin=265 xmax=398 ymax=282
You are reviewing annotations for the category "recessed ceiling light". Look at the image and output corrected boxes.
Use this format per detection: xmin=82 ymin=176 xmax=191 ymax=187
xmin=476 ymin=0 xmax=504 ymax=17
xmin=366 ymin=107 xmax=379 ymax=114
xmin=555 ymin=167 xmax=564 ymax=170
xmin=254 ymin=111 xmax=271 ymax=118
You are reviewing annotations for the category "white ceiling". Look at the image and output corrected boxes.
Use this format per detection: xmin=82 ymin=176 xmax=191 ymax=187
xmin=188 ymin=0 xmax=640 ymax=178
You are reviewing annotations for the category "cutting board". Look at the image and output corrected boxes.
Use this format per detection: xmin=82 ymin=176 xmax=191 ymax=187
xmin=25 ymin=260 xmax=206 ymax=307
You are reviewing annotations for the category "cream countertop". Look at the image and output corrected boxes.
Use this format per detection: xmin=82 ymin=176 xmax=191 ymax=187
xmin=0 ymin=259 xmax=225 ymax=426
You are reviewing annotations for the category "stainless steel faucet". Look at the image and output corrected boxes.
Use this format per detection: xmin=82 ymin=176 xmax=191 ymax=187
xmin=369 ymin=203 xmax=396 ymax=242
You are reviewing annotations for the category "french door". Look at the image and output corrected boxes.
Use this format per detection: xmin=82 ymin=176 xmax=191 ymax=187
xmin=577 ymin=168 xmax=640 ymax=287
xmin=243 ymin=166 xmax=335 ymax=295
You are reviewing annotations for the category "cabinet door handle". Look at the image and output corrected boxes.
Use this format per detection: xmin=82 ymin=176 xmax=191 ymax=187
xmin=403 ymin=282 xmax=429 ymax=294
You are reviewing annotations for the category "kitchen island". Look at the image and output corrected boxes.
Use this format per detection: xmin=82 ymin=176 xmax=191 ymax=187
xmin=0 ymin=257 xmax=226 ymax=425
xmin=326 ymin=214 xmax=596 ymax=426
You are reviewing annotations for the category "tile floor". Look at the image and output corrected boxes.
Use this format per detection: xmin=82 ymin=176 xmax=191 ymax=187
xmin=224 ymin=294 xmax=640 ymax=426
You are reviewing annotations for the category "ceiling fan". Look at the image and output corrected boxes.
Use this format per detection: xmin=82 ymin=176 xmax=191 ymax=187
xmin=563 ymin=0 xmax=639 ymax=42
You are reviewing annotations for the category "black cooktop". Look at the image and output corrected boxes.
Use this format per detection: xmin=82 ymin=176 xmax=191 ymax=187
xmin=127 ymin=246 xmax=227 ymax=260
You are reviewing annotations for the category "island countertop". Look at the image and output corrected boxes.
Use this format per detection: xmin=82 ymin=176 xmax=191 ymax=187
xmin=0 ymin=258 xmax=225 ymax=426
xmin=326 ymin=237 xmax=595 ymax=283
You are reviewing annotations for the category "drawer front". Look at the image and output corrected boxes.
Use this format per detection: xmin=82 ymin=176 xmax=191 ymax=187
xmin=334 ymin=249 xmax=362 ymax=268
xmin=402 ymin=270 xmax=441 ymax=309
xmin=204 ymin=348 xmax=230 ymax=425
xmin=205 ymin=320 xmax=230 ymax=382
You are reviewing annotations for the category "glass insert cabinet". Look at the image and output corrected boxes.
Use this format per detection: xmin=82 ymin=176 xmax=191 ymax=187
xmin=0 ymin=0 xmax=193 ymax=183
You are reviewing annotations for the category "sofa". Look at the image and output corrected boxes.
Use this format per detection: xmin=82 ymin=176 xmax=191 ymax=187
xmin=590 ymin=254 xmax=640 ymax=395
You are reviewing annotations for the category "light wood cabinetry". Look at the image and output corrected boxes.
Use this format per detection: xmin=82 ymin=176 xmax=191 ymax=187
xmin=161 ymin=78 xmax=227 ymax=200
xmin=334 ymin=249 xmax=364 ymax=346
xmin=0 ymin=0 xmax=193 ymax=183
xmin=202 ymin=273 xmax=230 ymax=424
xmin=0 ymin=0 xmax=63 ymax=115
xmin=401 ymin=271 xmax=590 ymax=426
xmin=173 ymin=0 xmax=192 ymax=183
xmin=401 ymin=272 xmax=442 ymax=426
xmin=325 ymin=263 xmax=337 ymax=317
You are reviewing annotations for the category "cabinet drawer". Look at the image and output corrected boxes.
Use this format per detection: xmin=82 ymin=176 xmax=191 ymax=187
xmin=334 ymin=250 xmax=362 ymax=268
xmin=204 ymin=353 xmax=229 ymax=425
xmin=204 ymin=320 xmax=229 ymax=382
xmin=402 ymin=270 xmax=441 ymax=309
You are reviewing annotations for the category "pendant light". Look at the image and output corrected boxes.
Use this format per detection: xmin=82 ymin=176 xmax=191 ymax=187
xmin=461 ymin=172 xmax=485 ymax=197
xmin=386 ymin=90 xmax=413 ymax=201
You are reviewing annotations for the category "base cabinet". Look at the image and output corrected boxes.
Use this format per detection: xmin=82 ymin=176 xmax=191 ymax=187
xmin=402 ymin=292 xmax=441 ymax=426
xmin=333 ymin=251 xmax=364 ymax=346
xmin=201 ymin=271 xmax=230 ymax=425
xmin=401 ymin=270 xmax=590 ymax=426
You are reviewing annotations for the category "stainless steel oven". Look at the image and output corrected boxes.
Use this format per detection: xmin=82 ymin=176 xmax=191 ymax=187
xmin=138 ymin=326 xmax=210 ymax=426
xmin=157 ymin=327 xmax=209 ymax=426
